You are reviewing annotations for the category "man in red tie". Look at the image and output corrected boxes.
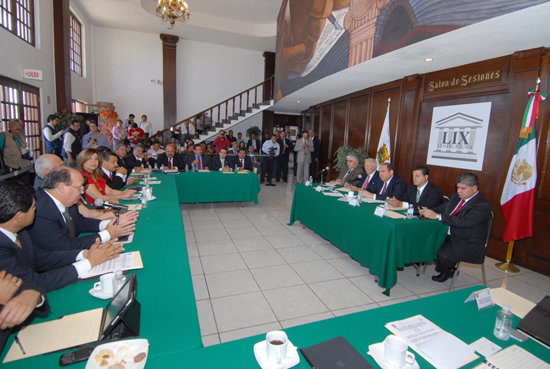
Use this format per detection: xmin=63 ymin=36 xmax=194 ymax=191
xmin=419 ymin=173 xmax=492 ymax=282
xmin=156 ymin=144 xmax=185 ymax=170
xmin=230 ymin=148 xmax=253 ymax=171
xmin=351 ymin=158 xmax=382 ymax=193
xmin=184 ymin=144 xmax=211 ymax=171
xmin=360 ymin=163 xmax=407 ymax=201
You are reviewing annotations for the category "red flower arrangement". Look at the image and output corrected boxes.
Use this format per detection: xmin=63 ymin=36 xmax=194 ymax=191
xmin=99 ymin=108 xmax=119 ymax=145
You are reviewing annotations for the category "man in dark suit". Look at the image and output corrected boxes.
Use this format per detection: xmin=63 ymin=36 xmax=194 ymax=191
xmin=185 ymin=144 xmax=211 ymax=170
xmin=246 ymin=133 xmax=261 ymax=153
xmin=156 ymin=144 xmax=186 ymax=169
xmin=276 ymin=131 xmax=293 ymax=182
xmin=0 ymin=181 xmax=123 ymax=292
xmin=419 ymin=173 xmax=492 ymax=282
xmin=211 ymin=148 xmax=232 ymax=172
xmin=352 ymin=158 xmax=383 ymax=193
xmin=28 ymin=167 xmax=136 ymax=252
xmin=230 ymin=149 xmax=253 ymax=171
xmin=101 ymin=150 xmax=137 ymax=190
xmin=362 ymin=163 xmax=407 ymax=201
xmin=334 ymin=153 xmax=365 ymax=187
xmin=309 ymin=130 xmax=321 ymax=181
xmin=389 ymin=166 xmax=444 ymax=212
xmin=124 ymin=143 xmax=148 ymax=172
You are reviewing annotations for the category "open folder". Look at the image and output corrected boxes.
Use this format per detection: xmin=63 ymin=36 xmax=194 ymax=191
xmin=4 ymin=275 xmax=140 ymax=363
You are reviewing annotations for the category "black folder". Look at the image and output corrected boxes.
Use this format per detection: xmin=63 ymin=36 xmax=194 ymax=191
xmin=300 ymin=336 xmax=374 ymax=369
xmin=517 ymin=295 xmax=550 ymax=347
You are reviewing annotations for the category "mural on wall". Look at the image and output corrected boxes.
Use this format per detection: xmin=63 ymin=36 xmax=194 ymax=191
xmin=274 ymin=0 xmax=550 ymax=101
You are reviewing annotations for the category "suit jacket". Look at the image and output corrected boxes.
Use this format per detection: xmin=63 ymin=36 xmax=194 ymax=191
xmin=211 ymin=155 xmax=231 ymax=171
xmin=229 ymin=156 xmax=253 ymax=171
xmin=124 ymin=153 xmax=148 ymax=170
xmin=294 ymin=138 xmax=314 ymax=164
xmin=432 ymin=192 xmax=492 ymax=264
xmin=185 ymin=154 xmax=211 ymax=170
xmin=117 ymin=155 xmax=130 ymax=172
xmin=400 ymin=181 xmax=444 ymax=211
xmin=279 ymin=138 xmax=293 ymax=159
xmin=246 ymin=139 xmax=261 ymax=153
xmin=374 ymin=174 xmax=407 ymax=200
xmin=27 ymin=190 xmax=102 ymax=251
xmin=310 ymin=136 xmax=321 ymax=160
xmin=357 ymin=171 xmax=383 ymax=193
xmin=337 ymin=166 xmax=365 ymax=186
xmin=102 ymin=170 xmax=125 ymax=190
xmin=0 ymin=230 xmax=79 ymax=292
xmin=156 ymin=153 xmax=186 ymax=169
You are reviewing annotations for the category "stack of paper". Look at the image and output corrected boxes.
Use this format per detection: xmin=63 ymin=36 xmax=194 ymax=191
xmin=386 ymin=315 xmax=478 ymax=369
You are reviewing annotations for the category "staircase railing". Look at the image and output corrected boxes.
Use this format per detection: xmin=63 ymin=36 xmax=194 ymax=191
xmin=151 ymin=75 xmax=274 ymax=141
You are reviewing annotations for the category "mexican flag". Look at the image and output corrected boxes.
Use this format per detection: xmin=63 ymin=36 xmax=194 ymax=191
xmin=500 ymin=89 xmax=547 ymax=243
xmin=376 ymin=103 xmax=391 ymax=168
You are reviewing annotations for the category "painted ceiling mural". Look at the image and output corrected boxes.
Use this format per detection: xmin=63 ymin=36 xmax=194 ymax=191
xmin=274 ymin=0 xmax=549 ymax=101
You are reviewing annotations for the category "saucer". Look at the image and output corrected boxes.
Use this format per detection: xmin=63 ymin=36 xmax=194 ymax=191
xmin=253 ymin=340 xmax=299 ymax=369
xmin=367 ymin=342 xmax=419 ymax=369
xmin=89 ymin=288 xmax=113 ymax=300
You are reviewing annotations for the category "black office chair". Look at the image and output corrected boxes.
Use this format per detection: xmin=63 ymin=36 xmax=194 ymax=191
xmin=448 ymin=211 xmax=494 ymax=291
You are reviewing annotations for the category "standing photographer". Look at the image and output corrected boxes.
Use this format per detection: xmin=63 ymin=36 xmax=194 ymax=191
xmin=260 ymin=134 xmax=280 ymax=186
xmin=213 ymin=130 xmax=231 ymax=153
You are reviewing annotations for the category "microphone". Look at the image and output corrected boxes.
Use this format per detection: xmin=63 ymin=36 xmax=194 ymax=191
xmin=94 ymin=199 xmax=129 ymax=210
xmin=317 ymin=166 xmax=329 ymax=175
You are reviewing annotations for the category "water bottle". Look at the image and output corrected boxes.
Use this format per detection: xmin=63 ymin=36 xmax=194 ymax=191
xmin=160 ymin=164 xmax=164 ymax=171
xmin=358 ymin=190 xmax=363 ymax=203
xmin=112 ymin=270 xmax=127 ymax=295
xmin=385 ymin=197 xmax=390 ymax=209
xmin=141 ymin=193 xmax=148 ymax=208
xmin=185 ymin=165 xmax=189 ymax=172
xmin=235 ymin=164 xmax=238 ymax=171
xmin=494 ymin=305 xmax=513 ymax=340
xmin=407 ymin=204 xmax=414 ymax=219
xmin=309 ymin=176 xmax=313 ymax=183
xmin=193 ymin=165 xmax=196 ymax=172
xmin=154 ymin=162 xmax=158 ymax=170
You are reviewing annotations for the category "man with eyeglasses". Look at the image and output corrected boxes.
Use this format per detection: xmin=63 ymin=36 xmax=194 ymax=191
xmin=333 ymin=153 xmax=365 ymax=187
xmin=28 ymin=167 xmax=137 ymax=252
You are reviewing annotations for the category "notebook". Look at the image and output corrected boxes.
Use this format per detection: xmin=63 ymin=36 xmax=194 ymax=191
xmin=473 ymin=345 xmax=550 ymax=369
xmin=517 ymin=295 xmax=550 ymax=346
xmin=299 ymin=336 xmax=375 ymax=369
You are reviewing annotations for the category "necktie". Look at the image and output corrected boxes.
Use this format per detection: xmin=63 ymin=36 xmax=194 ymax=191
xmin=198 ymin=156 xmax=202 ymax=170
xmin=362 ymin=175 xmax=370 ymax=190
xmin=240 ymin=159 xmax=243 ymax=167
xmin=253 ymin=141 xmax=256 ymax=149
xmin=168 ymin=158 xmax=172 ymax=168
xmin=343 ymin=169 xmax=351 ymax=180
xmin=221 ymin=159 xmax=225 ymax=168
xmin=381 ymin=182 xmax=387 ymax=195
xmin=451 ymin=199 xmax=465 ymax=216
xmin=14 ymin=236 xmax=22 ymax=249
xmin=109 ymin=172 xmax=113 ymax=181
xmin=416 ymin=188 xmax=421 ymax=202
xmin=63 ymin=209 xmax=76 ymax=238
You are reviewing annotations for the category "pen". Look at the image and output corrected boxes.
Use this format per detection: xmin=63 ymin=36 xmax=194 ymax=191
xmin=15 ymin=336 xmax=26 ymax=355
xmin=298 ymin=348 xmax=315 ymax=369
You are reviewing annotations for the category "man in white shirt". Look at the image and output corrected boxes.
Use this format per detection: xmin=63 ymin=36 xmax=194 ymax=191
xmin=42 ymin=114 xmax=63 ymax=157
xmin=139 ymin=115 xmax=153 ymax=138
xmin=0 ymin=181 xmax=123 ymax=292
xmin=122 ymin=114 xmax=135 ymax=130
xmin=260 ymin=134 xmax=280 ymax=185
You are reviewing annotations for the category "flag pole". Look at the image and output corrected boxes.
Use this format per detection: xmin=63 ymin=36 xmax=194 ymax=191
xmin=495 ymin=77 xmax=541 ymax=273
xmin=495 ymin=241 xmax=520 ymax=272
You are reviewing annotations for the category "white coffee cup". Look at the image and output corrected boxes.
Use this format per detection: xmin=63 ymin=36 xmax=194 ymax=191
xmin=266 ymin=331 xmax=288 ymax=364
xmin=347 ymin=191 xmax=354 ymax=198
xmin=384 ymin=335 xmax=415 ymax=367
xmin=94 ymin=273 xmax=115 ymax=295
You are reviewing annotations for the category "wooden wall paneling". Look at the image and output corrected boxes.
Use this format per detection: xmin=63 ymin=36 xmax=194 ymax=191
xmin=513 ymin=49 xmax=550 ymax=273
xmin=313 ymin=108 xmax=321 ymax=137
xmin=53 ymin=0 xmax=72 ymax=112
xmin=321 ymin=105 xmax=332 ymax=179
xmin=160 ymin=34 xmax=179 ymax=132
xmin=263 ymin=110 xmax=275 ymax=137
xmin=347 ymin=93 xmax=370 ymax=149
xmin=396 ymin=75 xmax=423 ymax=177
xmin=332 ymin=100 xmax=347 ymax=154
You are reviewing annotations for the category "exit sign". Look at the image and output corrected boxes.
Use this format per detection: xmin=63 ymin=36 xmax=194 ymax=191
xmin=24 ymin=69 xmax=42 ymax=80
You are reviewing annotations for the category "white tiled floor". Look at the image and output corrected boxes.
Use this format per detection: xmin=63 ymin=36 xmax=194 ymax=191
xmin=181 ymin=173 xmax=550 ymax=346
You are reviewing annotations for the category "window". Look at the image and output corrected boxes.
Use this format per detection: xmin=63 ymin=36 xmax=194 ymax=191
xmin=0 ymin=0 xmax=35 ymax=46
xmin=69 ymin=12 xmax=82 ymax=76
xmin=0 ymin=76 xmax=42 ymax=155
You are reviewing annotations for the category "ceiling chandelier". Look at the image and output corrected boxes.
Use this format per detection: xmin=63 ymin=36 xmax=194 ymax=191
xmin=156 ymin=0 xmax=190 ymax=27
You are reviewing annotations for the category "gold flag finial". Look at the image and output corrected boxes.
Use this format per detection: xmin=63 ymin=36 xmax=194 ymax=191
xmin=536 ymin=77 xmax=541 ymax=90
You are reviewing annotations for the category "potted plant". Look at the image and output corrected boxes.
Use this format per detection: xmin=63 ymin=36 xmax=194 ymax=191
xmin=54 ymin=110 xmax=83 ymax=131
xmin=334 ymin=145 xmax=369 ymax=173
xmin=246 ymin=126 xmax=262 ymax=139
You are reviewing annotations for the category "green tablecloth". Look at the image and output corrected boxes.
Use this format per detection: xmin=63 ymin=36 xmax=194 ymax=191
xmin=145 ymin=286 xmax=550 ymax=368
xmin=1 ymin=174 xmax=202 ymax=368
xmin=174 ymin=171 xmax=261 ymax=204
xmin=289 ymin=184 xmax=449 ymax=292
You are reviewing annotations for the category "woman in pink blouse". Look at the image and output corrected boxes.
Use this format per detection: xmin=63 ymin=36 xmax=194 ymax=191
xmin=112 ymin=119 xmax=127 ymax=147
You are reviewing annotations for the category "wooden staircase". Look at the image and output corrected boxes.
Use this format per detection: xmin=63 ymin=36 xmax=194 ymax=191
xmin=151 ymin=76 xmax=274 ymax=142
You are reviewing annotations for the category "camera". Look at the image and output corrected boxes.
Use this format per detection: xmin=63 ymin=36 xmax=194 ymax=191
xmin=267 ymin=146 xmax=276 ymax=160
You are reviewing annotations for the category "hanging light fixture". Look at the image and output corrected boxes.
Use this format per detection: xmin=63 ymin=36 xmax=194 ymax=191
xmin=156 ymin=0 xmax=190 ymax=27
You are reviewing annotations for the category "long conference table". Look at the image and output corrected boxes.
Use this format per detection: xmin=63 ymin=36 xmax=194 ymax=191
xmin=289 ymin=184 xmax=449 ymax=294
xmin=3 ymin=176 xmax=549 ymax=368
